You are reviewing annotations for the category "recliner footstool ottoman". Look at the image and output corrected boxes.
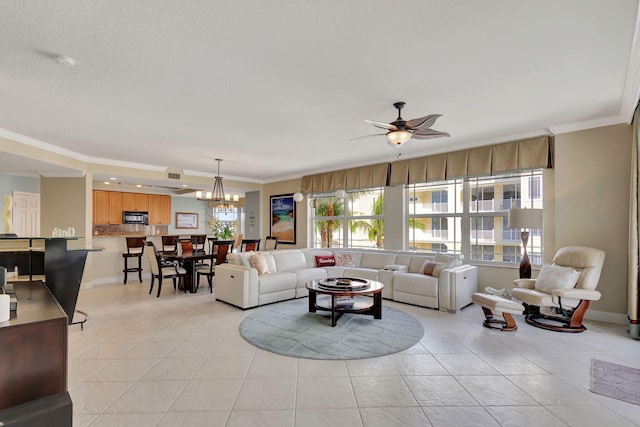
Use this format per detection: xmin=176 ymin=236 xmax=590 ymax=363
xmin=472 ymin=292 xmax=524 ymax=331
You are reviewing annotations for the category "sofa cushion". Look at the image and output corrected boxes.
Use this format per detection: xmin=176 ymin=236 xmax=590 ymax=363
xmin=393 ymin=273 xmax=439 ymax=298
xmin=315 ymin=255 xmax=336 ymax=267
xmin=272 ymin=250 xmax=307 ymax=272
xmin=250 ymin=253 xmax=269 ymax=275
xmin=534 ymin=264 xmax=581 ymax=294
xmin=259 ymin=272 xmax=297 ymax=293
xmin=295 ymin=268 xmax=327 ymax=287
xmin=360 ymin=252 xmax=397 ymax=269
xmin=409 ymin=255 xmax=434 ymax=273
xmin=434 ymin=252 xmax=459 ymax=268
xmin=335 ymin=253 xmax=356 ymax=267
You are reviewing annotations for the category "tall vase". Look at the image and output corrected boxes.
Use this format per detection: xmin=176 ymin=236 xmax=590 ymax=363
xmin=520 ymin=230 xmax=532 ymax=278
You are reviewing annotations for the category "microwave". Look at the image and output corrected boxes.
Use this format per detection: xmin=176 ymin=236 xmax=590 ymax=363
xmin=123 ymin=211 xmax=149 ymax=224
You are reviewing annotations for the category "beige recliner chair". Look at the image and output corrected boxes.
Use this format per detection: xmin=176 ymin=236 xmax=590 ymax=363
xmin=511 ymin=246 xmax=605 ymax=333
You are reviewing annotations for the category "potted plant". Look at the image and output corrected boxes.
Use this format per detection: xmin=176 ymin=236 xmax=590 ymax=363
xmin=206 ymin=216 xmax=238 ymax=240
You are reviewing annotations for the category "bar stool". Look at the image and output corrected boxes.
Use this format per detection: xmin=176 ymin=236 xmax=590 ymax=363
xmin=122 ymin=236 xmax=146 ymax=284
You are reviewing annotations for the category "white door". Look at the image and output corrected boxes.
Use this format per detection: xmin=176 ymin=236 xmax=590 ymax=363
xmin=13 ymin=191 xmax=40 ymax=237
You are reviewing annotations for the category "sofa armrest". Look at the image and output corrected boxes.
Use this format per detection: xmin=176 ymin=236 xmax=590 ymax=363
xmin=438 ymin=265 xmax=478 ymax=312
xmin=514 ymin=278 xmax=536 ymax=289
xmin=383 ymin=264 xmax=408 ymax=272
xmin=214 ymin=264 xmax=259 ymax=308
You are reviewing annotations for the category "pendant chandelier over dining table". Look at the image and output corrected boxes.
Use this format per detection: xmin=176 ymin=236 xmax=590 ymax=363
xmin=196 ymin=159 xmax=239 ymax=208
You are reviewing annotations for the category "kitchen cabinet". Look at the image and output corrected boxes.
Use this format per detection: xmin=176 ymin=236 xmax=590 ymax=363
xmin=160 ymin=195 xmax=172 ymax=224
xmin=148 ymin=194 xmax=172 ymax=225
xmin=93 ymin=191 xmax=122 ymax=224
xmin=122 ymin=192 xmax=137 ymax=211
xmin=93 ymin=190 xmax=109 ymax=224
xmin=108 ymin=191 xmax=123 ymax=224
xmin=94 ymin=191 xmax=170 ymax=225
xmin=136 ymin=194 xmax=149 ymax=211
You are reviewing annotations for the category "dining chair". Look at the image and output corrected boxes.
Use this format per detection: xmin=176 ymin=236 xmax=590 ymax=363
xmin=190 ymin=234 xmax=207 ymax=251
xmin=264 ymin=236 xmax=279 ymax=251
xmin=160 ymin=235 xmax=179 ymax=255
xmin=196 ymin=239 xmax=234 ymax=293
xmin=241 ymin=238 xmax=261 ymax=252
xmin=145 ymin=241 xmax=187 ymax=297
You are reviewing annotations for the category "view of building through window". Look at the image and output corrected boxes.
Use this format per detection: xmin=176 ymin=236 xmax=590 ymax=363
xmin=408 ymin=170 xmax=543 ymax=264
xmin=308 ymin=169 xmax=543 ymax=265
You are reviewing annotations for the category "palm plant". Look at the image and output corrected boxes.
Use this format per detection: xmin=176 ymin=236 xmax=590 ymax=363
xmin=314 ymin=197 xmax=344 ymax=248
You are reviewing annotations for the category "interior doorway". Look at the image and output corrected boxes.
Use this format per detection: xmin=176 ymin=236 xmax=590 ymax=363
xmin=13 ymin=191 xmax=40 ymax=237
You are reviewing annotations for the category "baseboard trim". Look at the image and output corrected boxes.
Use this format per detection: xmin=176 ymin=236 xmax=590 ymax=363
xmin=584 ymin=309 xmax=627 ymax=325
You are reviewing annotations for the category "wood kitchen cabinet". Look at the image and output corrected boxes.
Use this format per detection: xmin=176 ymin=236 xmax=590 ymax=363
xmin=94 ymin=191 xmax=171 ymax=225
xmin=108 ymin=191 xmax=123 ymax=224
xmin=122 ymin=192 xmax=137 ymax=211
xmin=93 ymin=190 xmax=109 ymax=224
xmin=93 ymin=190 xmax=123 ymax=224
xmin=148 ymin=194 xmax=172 ymax=225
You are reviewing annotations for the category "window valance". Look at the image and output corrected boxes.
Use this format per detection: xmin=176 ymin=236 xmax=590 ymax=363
xmin=389 ymin=135 xmax=553 ymax=185
xmin=301 ymin=136 xmax=552 ymax=192
xmin=301 ymin=162 xmax=390 ymax=193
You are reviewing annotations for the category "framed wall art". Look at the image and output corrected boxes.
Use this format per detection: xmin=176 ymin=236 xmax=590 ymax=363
xmin=270 ymin=194 xmax=296 ymax=244
xmin=175 ymin=212 xmax=199 ymax=229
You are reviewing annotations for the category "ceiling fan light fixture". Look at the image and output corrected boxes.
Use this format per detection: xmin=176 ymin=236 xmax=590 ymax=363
xmin=386 ymin=129 xmax=412 ymax=146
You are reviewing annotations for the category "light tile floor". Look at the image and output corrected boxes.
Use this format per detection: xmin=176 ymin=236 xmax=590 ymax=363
xmin=69 ymin=282 xmax=640 ymax=427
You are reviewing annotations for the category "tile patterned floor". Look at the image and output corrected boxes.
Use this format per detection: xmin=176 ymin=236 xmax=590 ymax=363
xmin=69 ymin=282 xmax=640 ymax=426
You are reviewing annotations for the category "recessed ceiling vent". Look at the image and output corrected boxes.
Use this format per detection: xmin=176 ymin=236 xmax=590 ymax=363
xmin=167 ymin=172 xmax=181 ymax=180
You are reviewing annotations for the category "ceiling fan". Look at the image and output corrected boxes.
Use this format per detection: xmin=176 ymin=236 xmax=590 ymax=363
xmin=357 ymin=102 xmax=449 ymax=147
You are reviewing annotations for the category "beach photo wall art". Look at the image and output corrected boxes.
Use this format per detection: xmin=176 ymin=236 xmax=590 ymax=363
xmin=270 ymin=194 xmax=296 ymax=244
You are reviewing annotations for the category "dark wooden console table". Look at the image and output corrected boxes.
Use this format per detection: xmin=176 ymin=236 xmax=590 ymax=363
xmin=0 ymin=282 xmax=71 ymax=426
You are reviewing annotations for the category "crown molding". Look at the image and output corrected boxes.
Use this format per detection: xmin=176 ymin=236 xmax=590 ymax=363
xmin=547 ymin=114 xmax=628 ymax=135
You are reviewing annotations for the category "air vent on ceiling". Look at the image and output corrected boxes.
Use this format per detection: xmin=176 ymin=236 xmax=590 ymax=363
xmin=167 ymin=172 xmax=181 ymax=180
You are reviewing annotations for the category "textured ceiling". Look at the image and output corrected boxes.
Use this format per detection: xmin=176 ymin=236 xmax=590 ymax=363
xmin=0 ymin=0 xmax=639 ymax=187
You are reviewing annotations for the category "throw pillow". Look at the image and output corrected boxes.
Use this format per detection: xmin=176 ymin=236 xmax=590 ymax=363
xmin=534 ymin=263 xmax=581 ymax=294
xmin=250 ymin=253 xmax=269 ymax=276
xmin=421 ymin=260 xmax=438 ymax=276
xmin=315 ymin=255 xmax=336 ymax=267
xmin=335 ymin=253 xmax=356 ymax=268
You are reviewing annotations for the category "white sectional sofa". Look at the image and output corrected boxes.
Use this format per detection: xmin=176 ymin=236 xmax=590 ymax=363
xmin=214 ymin=248 xmax=477 ymax=312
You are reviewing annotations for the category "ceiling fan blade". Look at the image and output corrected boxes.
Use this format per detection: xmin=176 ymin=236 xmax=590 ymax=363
xmin=365 ymin=119 xmax=397 ymax=131
xmin=412 ymin=129 xmax=450 ymax=140
xmin=349 ymin=133 xmax=386 ymax=141
xmin=406 ymin=114 xmax=442 ymax=130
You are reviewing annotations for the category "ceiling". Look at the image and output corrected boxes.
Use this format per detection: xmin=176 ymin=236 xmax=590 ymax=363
xmin=1 ymin=1 xmax=639 ymax=191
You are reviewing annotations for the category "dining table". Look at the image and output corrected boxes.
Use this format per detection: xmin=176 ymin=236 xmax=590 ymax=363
xmin=164 ymin=250 xmax=211 ymax=293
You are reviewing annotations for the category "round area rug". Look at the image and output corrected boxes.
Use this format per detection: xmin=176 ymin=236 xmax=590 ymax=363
xmin=239 ymin=298 xmax=424 ymax=360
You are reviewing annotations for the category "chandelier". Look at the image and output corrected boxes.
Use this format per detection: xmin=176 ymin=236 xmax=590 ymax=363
xmin=196 ymin=159 xmax=238 ymax=209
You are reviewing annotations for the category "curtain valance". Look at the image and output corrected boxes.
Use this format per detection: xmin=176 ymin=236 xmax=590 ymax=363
xmin=389 ymin=135 xmax=553 ymax=185
xmin=301 ymin=162 xmax=390 ymax=193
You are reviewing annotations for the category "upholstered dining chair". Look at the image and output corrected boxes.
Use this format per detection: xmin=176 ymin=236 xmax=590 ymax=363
xmin=241 ymin=238 xmax=261 ymax=252
xmin=145 ymin=241 xmax=187 ymax=297
xmin=511 ymin=246 xmax=605 ymax=332
xmin=190 ymin=234 xmax=207 ymax=251
xmin=196 ymin=239 xmax=234 ymax=293
xmin=160 ymin=235 xmax=179 ymax=255
xmin=264 ymin=236 xmax=279 ymax=251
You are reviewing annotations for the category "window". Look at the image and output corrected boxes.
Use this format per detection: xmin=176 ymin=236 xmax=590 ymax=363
xmin=311 ymin=188 xmax=384 ymax=249
xmin=407 ymin=170 xmax=543 ymax=264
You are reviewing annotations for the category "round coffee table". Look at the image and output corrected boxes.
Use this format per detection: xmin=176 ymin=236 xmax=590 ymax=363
xmin=306 ymin=277 xmax=384 ymax=327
